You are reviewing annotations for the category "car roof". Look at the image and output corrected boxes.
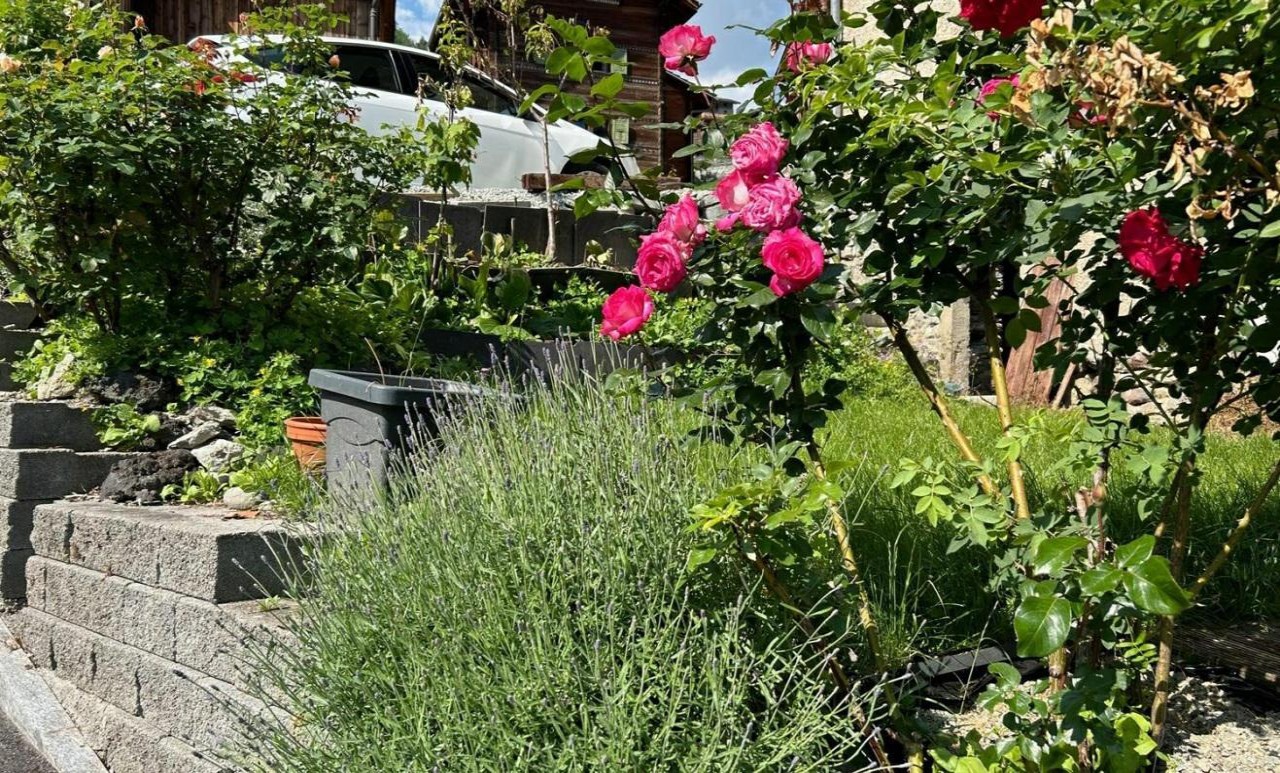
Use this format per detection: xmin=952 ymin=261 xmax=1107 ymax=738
xmin=193 ymin=34 xmax=443 ymax=61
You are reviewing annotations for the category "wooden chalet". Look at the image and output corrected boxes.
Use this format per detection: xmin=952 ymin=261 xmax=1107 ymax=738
xmin=117 ymin=0 xmax=397 ymax=44
xmin=437 ymin=0 xmax=709 ymax=181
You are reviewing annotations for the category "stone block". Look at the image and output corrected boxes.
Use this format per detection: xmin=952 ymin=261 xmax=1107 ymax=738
xmin=0 ymin=329 xmax=39 ymax=361
xmin=27 ymin=557 xmax=294 ymax=689
xmin=45 ymin=672 xmax=230 ymax=773
xmin=419 ymin=202 xmax=485 ymax=258
xmin=0 ymin=450 xmax=130 ymax=500
xmin=12 ymin=608 xmax=271 ymax=756
xmin=0 ymin=301 xmax=37 ymax=330
xmin=1 ymin=497 xmax=46 ymax=554
xmin=0 ymin=362 xmax=15 ymax=392
xmin=31 ymin=502 xmax=306 ymax=602
xmin=0 ymin=401 xmax=101 ymax=451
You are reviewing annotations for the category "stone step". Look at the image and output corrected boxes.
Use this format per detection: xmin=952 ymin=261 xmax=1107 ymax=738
xmin=39 ymin=663 xmax=234 ymax=773
xmin=10 ymin=607 xmax=274 ymax=762
xmin=0 ymin=450 xmax=128 ymax=500
xmin=2 ymin=498 xmax=52 ymax=602
xmin=0 ymin=301 xmax=38 ymax=330
xmin=2 ymin=548 xmax=32 ymax=602
xmin=0 ymin=362 xmax=17 ymax=392
xmin=24 ymin=556 xmax=294 ymax=690
xmin=30 ymin=502 xmax=304 ymax=603
xmin=0 ymin=329 xmax=39 ymax=361
xmin=0 ymin=401 xmax=101 ymax=451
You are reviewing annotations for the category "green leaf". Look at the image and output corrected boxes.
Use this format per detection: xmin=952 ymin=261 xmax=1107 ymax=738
xmin=1259 ymin=220 xmax=1280 ymax=239
xmin=1014 ymin=595 xmax=1072 ymax=657
xmin=740 ymin=286 xmax=777 ymax=308
xmin=591 ymin=73 xmax=625 ymax=99
xmin=1031 ymin=536 xmax=1089 ymax=576
xmin=1116 ymin=535 xmax=1155 ymax=569
xmin=686 ymin=547 xmax=717 ymax=571
xmin=885 ymin=182 xmax=914 ymax=205
xmin=988 ymin=662 xmax=1021 ymax=688
xmin=801 ymin=306 xmax=838 ymax=343
xmin=1078 ymin=566 xmax=1123 ymax=596
xmin=1124 ymin=556 xmax=1190 ymax=615
xmin=754 ymin=369 xmax=791 ymax=399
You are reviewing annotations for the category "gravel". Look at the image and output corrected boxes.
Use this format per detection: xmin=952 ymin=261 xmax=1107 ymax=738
xmin=924 ymin=673 xmax=1280 ymax=771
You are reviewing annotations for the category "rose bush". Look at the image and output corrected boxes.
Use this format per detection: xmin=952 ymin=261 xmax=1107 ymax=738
xmin=623 ymin=0 xmax=1280 ymax=768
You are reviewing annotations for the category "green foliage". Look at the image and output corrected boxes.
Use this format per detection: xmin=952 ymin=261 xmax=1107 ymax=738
xmin=244 ymin=380 xmax=887 ymax=770
xmin=234 ymin=354 xmax=313 ymax=449
xmin=161 ymin=470 xmax=224 ymax=505
xmin=92 ymin=403 xmax=162 ymax=451
xmin=229 ymin=451 xmax=319 ymax=518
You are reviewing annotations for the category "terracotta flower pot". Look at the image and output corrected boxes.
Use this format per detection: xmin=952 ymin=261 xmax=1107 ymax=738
xmin=284 ymin=416 xmax=327 ymax=471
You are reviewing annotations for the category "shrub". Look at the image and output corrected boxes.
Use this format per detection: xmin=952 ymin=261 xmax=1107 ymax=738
xmin=245 ymin=380 xmax=891 ymax=771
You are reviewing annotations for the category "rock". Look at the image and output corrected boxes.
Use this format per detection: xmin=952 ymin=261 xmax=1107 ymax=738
xmin=82 ymin=371 xmax=176 ymax=412
xmin=99 ymin=450 xmax=199 ymax=504
xmin=167 ymin=421 xmax=223 ymax=450
xmin=188 ymin=405 xmax=237 ymax=429
xmin=34 ymin=352 xmax=78 ymax=400
xmin=192 ymin=439 xmax=245 ymax=472
xmin=137 ymin=414 xmax=190 ymax=451
xmin=223 ymin=486 xmax=264 ymax=511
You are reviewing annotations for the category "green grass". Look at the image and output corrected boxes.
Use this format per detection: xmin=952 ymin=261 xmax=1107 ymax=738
xmin=823 ymin=395 xmax=1280 ymax=661
xmin=246 ymin=380 xmax=891 ymax=772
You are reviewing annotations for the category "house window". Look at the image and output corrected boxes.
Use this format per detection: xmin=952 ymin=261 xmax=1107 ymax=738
xmin=610 ymin=117 xmax=631 ymax=148
xmin=593 ymin=50 xmax=629 ymax=77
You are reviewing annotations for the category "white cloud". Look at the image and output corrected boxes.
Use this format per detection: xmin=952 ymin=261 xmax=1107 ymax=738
xmin=397 ymin=0 xmax=442 ymax=41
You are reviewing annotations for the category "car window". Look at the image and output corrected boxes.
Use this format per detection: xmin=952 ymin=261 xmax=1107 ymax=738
xmin=404 ymin=54 xmax=445 ymax=99
xmin=332 ymin=45 xmax=399 ymax=93
xmin=463 ymin=74 xmax=519 ymax=116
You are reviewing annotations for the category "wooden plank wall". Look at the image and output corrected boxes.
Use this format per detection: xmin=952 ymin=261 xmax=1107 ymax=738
xmin=122 ymin=0 xmax=393 ymax=44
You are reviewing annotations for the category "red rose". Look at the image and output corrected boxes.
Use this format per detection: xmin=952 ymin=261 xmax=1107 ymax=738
xmin=658 ymin=195 xmax=707 ymax=247
xmin=762 ymin=228 xmax=825 ymax=297
xmin=785 ymin=41 xmax=833 ymax=73
xmin=600 ymin=285 xmax=655 ymax=341
xmin=739 ymin=176 xmax=802 ymax=233
xmin=1119 ymin=209 xmax=1204 ymax=291
xmin=959 ymin=0 xmax=1045 ymax=37
xmin=978 ymin=74 xmax=1019 ymax=120
xmin=730 ymin=122 xmax=789 ymax=177
xmin=635 ymin=231 xmax=691 ymax=293
xmin=659 ymin=25 xmax=715 ymax=76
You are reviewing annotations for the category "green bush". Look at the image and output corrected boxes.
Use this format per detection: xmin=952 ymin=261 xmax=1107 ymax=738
xmin=246 ymin=381 xmax=891 ymax=771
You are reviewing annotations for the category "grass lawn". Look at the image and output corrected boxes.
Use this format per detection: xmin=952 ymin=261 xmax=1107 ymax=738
xmin=825 ymin=394 xmax=1280 ymax=665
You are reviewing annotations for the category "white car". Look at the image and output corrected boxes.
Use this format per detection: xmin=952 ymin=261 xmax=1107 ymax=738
xmin=195 ymin=35 xmax=636 ymax=189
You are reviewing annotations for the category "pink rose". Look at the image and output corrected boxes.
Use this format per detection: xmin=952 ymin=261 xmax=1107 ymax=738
xmin=1070 ymin=101 xmax=1110 ymax=128
xmin=659 ymin=25 xmax=715 ymax=76
xmin=960 ymin=0 xmax=1045 ymax=37
xmin=762 ymin=228 xmax=825 ymax=297
xmin=785 ymin=41 xmax=833 ymax=73
xmin=600 ymin=285 xmax=655 ymax=340
xmin=1119 ymin=209 xmax=1204 ymax=291
xmin=740 ymin=176 xmax=803 ymax=233
xmin=730 ymin=122 xmax=789 ymax=177
xmin=978 ymin=74 xmax=1019 ymax=120
xmin=658 ymin=195 xmax=707 ymax=247
xmin=635 ymin=231 xmax=691 ymax=293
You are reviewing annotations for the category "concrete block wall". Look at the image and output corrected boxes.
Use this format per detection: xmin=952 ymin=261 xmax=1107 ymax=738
xmin=8 ymin=502 xmax=300 ymax=772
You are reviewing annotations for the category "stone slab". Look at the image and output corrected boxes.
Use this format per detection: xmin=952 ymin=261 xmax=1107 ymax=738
xmin=26 ymin=556 xmax=294 ymax=689
xmin=0 ymin=616 xmax=108 ymax=773
xmin=0 ymin=363 xmax=17 ymax=393
xmin=42 ymin=671 xmax=230 ymax=773
xmin=10 ymin=607 xmax=272 ymax=758
xmin=31 ymin=502 xmax=306 ymax=602
xmin=0 ymin=401 xmax=101 ymax=451
xmin=0 ymin=302 xmax=37 ymax=331
xmin=0 ymin=450 xmax=130 ymax=500
xmin=0 ymin=330 xmax=39 ymax=361
xmin=1 ymin=498 xmax=47 ymax=555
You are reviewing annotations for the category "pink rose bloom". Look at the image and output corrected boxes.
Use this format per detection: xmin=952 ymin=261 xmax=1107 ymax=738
xmin=658 ymin=195 xmax=708 ymax=247
xmin=659 ymin=25 xmax=715 ymax=76
xmin=730 ymin=122 xmax=789 ymax=177
xmin=600 ymin=285 xmax=655 ymax=340
xmin=978 ymin=74 xmax=1019 ymax=120
xmin=740 ymin=176 xmax=803 ymax=233
xmin=1119 ymin=209 xmax=1204 ymax=291
xmin=714 ymin=168 xmax=766 ymax=230
xmin=635 ymin=231 xmax=691 ymax=293
xmin=960 ymin=0 xmax=1045 ymax=37
xmin=785 ymin=41 xmax=833 ymax=73
xmin=762 ymin=228 xmax=825 ymax=297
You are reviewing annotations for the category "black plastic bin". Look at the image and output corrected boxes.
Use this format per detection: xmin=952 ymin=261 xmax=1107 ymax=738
xmin=308 ymin=370 xmax=492 ymax=498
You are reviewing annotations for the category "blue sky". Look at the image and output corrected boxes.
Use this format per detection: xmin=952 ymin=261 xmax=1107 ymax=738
xmin=395 ymin=0 xmax=791 ymax=101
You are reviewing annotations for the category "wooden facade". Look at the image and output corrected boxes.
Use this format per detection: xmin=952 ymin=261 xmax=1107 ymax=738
xmin=442 ymin=0 xmax=705 ymax=181
xmin=118 ymin=0 xmax=396 ymax=44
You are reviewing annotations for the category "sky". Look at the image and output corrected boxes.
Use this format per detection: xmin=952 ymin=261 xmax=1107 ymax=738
xmin=395 ymin=0 xmax=792 ymax=103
